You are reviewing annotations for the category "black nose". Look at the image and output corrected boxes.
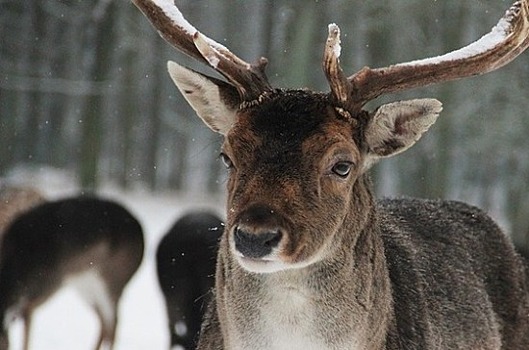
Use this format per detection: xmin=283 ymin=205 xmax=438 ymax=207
xmin=234 ymin=226 xmax=282 ymax=259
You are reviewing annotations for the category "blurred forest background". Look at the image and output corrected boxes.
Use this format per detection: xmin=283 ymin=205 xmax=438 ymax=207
xmin=1 ymin=0 xmax=528 ymax=248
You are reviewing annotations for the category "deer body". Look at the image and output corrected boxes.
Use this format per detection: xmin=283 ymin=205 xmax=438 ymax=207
xmin=156 ymin=211 xmax=223 ymax=349
xmin=0 ymin=196 xmax=144 ymax=350
xmin=132 ymin=0 xmax=529 ymax=349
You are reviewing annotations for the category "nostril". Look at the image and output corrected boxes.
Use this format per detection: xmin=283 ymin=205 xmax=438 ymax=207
xmin=234 ymin=227 xmax=282 ymax=259
xmin=264 ymin=230 xmax=282 ymax=248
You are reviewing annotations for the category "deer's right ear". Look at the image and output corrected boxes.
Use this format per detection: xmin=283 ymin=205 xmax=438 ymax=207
xmin=167 ymin=61 xmax=240 ymax=135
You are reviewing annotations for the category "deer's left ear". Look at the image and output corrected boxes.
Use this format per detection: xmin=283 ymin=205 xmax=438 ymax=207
xmin=167 ymin=61 xmax=240 ymax=135
xmin=363 ymin=99 xmax=442 ymax=169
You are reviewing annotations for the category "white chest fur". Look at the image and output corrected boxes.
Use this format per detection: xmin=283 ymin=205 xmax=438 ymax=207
xmin=227 ymin=277 xmax=360 ymax=350
xmin=264 ymin=286 xmax=325 ymax=350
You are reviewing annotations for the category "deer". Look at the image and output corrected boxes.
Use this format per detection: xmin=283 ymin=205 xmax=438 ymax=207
xmin=133 ymin=0 xmax=529 ymax=349
xmin=156 ymin=210 xmax=223 ymax=350
xmin=0 ymin=196 xmax=144 ymax=350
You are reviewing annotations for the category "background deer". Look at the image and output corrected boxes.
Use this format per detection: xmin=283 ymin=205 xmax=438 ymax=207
xmin=156 ymin=210 xmax=223 ymax=350
xmin=134 ymin=0 xmax=529 ymax=349
xmin=0 ymin=196 xmax=144 ymax=350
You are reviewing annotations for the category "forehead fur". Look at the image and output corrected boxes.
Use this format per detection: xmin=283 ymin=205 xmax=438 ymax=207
xmin=242 ymin=89 xmax=364 ymax=152
xmin=245 ymin=89 xmax=333 ymax=141
xmin=226 ymin=90 xmax=361 ymax=174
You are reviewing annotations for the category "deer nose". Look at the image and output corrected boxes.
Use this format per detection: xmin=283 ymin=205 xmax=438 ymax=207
xmin=234 ymin=226 xmax=283 ymax=259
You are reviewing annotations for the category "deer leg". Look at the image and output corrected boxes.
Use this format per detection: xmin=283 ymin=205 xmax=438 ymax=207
xmin=21 ymin=307 xmax=34 ymax=350
xmin=93 ymin=304 xmax=118 ymax=350
xmin=92 ymin=285 xmax=119 ymax=350
xmin=72 ymin=270 xmax=118 ymax=350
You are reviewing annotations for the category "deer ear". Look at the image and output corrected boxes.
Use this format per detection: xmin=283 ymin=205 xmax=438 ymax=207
xmin=167 ymin=61 xmax=240 ymax=135
xmin=363 ymin=98 xmax=442 ymax=168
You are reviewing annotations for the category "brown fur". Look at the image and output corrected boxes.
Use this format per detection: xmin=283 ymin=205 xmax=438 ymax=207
xmin=0 ymin=186 xmax=45 ymax=235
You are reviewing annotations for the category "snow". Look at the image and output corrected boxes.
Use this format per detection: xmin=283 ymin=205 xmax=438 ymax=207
xmin=153 ymin=0 xmax=197 ymax=37
xmin=194 ymin=33 xmax=221 ymax=69
xmin=327 ymin=23 xmax=342 ymax=59
xmin=4 ymin=170 xmax=225 ymax=350
xmin=152 ymin=0 xmax=237 ymax=67
xmin=396 ymin=15 xmax=512 ymax=67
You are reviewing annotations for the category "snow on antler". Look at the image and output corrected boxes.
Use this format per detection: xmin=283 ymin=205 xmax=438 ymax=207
xmin=150 ymin=0 xmax=234 ymax=61
xmin=398 ymin=7 xmax=516 ymax=67
xmin=152 ymin=0 xmax=196 ymax=35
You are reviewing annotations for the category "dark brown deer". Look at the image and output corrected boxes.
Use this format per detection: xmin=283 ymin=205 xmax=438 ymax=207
xmin=0 ymin=196 xmax=144 ymax=350
xmin=133 ymin=0 xmax=529 ymax=349
xmin=156 ymin=211 xmax=223 ymax=349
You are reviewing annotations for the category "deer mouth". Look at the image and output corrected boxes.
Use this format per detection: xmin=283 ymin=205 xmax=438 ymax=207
xmin=235 ymin=253 xmax=289 ymax=274
xmin=231 ymin=237 xmax=327 ymax=274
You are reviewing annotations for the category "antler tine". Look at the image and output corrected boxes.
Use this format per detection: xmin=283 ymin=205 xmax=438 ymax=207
xmin=323 ymin=24 xmax=351 ymax=107
xmin=132 ymin=0 xmax=272 ymax=101
xmin=348 ymin=0 xmax=529 ymax=109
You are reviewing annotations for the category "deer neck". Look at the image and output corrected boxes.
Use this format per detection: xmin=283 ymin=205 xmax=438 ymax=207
xmin=217 ymin=176 xmax=394 ymax=349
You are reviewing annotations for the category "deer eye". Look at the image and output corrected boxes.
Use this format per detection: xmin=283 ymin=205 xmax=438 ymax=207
xmin=220 ymin=152 xmax=234 ymax=169
xmin=331 ymin=161 xmax=353 ymax=178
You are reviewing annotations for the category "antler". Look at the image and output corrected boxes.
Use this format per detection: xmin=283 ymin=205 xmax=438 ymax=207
xmin=132 ymin=0 xmax=272 ymax=101
xmin=323 ymin=24 xmax=351 ymax=107
xmin=324 ymin=0 xmax=529 ymax=112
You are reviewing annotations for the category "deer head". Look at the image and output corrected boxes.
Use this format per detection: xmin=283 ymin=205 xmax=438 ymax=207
xmin=133 ymin=0 xmax=529 ymax=274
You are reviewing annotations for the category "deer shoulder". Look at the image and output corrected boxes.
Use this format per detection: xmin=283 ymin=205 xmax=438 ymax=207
xmin=379 ymin=198 xmax=529 ymax=349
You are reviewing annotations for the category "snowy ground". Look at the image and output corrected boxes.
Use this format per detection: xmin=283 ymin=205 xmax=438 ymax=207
xmin=5 ymin=170 xmax=225 ymax=350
